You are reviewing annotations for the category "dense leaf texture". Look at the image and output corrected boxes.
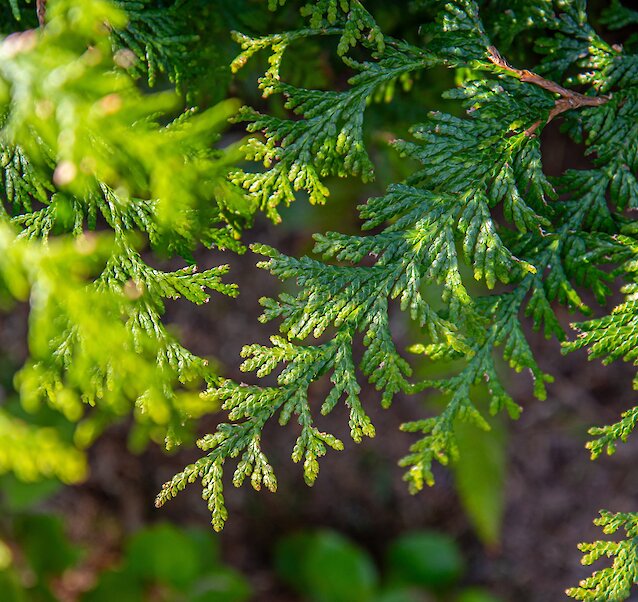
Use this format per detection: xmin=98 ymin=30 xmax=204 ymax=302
xmin=3 ymin=1 xmax=638 ymax=598
xmin=156 ymin=3 xmax=638 ymax=597
xmin=0 ymin=1 xmax=254 ymax=473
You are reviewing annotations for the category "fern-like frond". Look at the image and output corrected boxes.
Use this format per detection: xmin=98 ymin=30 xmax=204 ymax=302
xmin=231 ymin=36 xmax=436 ymax=221
xmin=567 ymin=511 xmax=638 ymax=601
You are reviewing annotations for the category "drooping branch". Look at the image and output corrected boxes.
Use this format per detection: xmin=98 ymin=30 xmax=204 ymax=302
xmin=487 ymin=45 xmax=609 ymax=135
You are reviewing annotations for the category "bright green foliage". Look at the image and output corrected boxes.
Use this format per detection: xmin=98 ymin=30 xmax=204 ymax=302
xmin=0 ymin=224 xmax=233 ymax=450
xmin=0 ymin=0 xmax=258 ymax=481
xmin=4 ymin=0 xmax=638 ymax=598
xmin=0 ymin=3 xmax=247 ymax=240
xmin=158 ymin=9 xmax=638 ymax=600
xmin=229 ymin=3 xmax=425 ymax=221
xmin=0 ymin=410 xmax=86 ymax=484
xmin=159 ymin=0 xmax=578 ymax=529
xmin=567 ymin=511 xmax=638 ymax=601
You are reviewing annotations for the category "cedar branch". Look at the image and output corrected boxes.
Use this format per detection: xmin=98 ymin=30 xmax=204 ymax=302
xmin=37 ymin=0 xmax=47 ymax=27
xmin=487 ymin=45 xmax=609 ymax=136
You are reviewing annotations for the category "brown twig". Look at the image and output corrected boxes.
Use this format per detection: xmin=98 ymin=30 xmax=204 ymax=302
xmin=486 ymin=45 xmax=609 ymax=136
xmin=36 ymin=0 xmax=47 ymax=27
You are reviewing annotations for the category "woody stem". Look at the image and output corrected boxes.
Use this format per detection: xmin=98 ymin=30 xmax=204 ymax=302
xmin=486 ymin=45 xmax=609 ymax=136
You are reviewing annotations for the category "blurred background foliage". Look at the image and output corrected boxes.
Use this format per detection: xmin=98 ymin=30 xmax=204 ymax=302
xmin=0 ymin=479 xmax=499 ymax=602
xmin=0 ymin=0 xmax=635 ymax=600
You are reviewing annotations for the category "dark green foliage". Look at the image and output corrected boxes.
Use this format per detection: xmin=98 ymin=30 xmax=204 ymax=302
xmin=230 ymin=34 xmax=433 ymax=220
xmin=3 ymin=0 xmax=638 ymax=599
xmin=111 ymin=0 xmax=196 ymax=88
xmin=158 ymin=0 xmax=568 ymax=526
xmin=274 ymin=528 xmax=499 ymax=602
xmin=602 ymin=0 xmax=638 ymax=31
xmin=155 ymin=1 xmax=638 ymax=598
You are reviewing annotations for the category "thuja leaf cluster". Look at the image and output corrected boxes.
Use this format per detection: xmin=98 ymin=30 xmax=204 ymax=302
xmin=3 ymin=0 xmax=638 ymax=599
xmin=163 ymin=0 xmax=638 ymax=598
xmin=0 ymin=0 xmax=261 ymax=477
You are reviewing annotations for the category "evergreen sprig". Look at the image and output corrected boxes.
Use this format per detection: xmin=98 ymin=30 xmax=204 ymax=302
xmin=159 ymin=10 xmax=638 ymax=599
xmin=159 ymin=0 xmax=630 ymax=532
xmin=567 ymin=511 xmax=638 ymax=601
xmin=229 ymin=6 xmax=434 ymax=221
xmin=0 ymin=0 xmax=253 ymax=473
xmin=5 ymin=1 xmax=638 ymax=598
xmin=269 ymin=0 xmax=384 ymax=56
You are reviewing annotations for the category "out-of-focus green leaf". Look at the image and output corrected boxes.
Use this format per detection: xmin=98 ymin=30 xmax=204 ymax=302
xmin=0 ymin=571 xmax=27 ymax=602
xmin=452 ymin=411 xmax=507 ymax=547
xmin=385 ymin=531 xmax=464 ymax=592
xmin=373 ymin=587 xmax=434 ymax=602
xmin=14 ymin=514 xmax=81 ymax=577
xmin=82 ymin=569 xmax=145 ymax=602
xmin=456 ymin=588 xmax=504 ymax=602
xmin=0 ymin=475 xmax=62 ymax=511
xmin=125 ymin=523 xmax=202 ymax=588
xmin=275 ymin=530 xmax=378 ymax=602
xmin=0 ymin=538 xmax=12 ymax=570
xmin=188 ymin=567 xmax=252 ymax=602
xmin=274 ymin=531 xmax=316 ymax=592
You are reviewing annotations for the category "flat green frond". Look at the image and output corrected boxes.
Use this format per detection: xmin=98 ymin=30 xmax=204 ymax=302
xmin=299 ymin=0 xmax=383 ymax=55
xmin=567 ymin=511 xmax=638 ymax=601
xmin=400 ymin=380 xmax=494 ymax=494
xmin=267 ymin=0 xmax=384 ymax=56
xmin=155 ymin=1 xmax=638 ymax=563
xmin=536 ymin=1 xmax=638 ymax=93
xmin=231 ymin=39 xmax=435 ymax=221
xmin=426 ymin=0 xmax=492 ymax=64
xmin=564 ymin=299 xmax=638 ymax=366
xmin=483 ymin=0 xmax=556 ymax=49
xmin=587 ymin=407 xmax=638 ymax=460
xmin=156 ymin=336 xmax=357 ymax=530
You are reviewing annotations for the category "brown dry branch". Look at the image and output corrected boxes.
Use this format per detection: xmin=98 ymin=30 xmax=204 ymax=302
xmin=486 ymin=45 xmax=609 ymax=136
xmin=36 ymin=0 xmax=47 ymax=27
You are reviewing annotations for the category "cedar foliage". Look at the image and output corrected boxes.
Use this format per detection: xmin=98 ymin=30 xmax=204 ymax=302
xmin=182 ymin=0 xmax=638 ymax=598
xmin=0 ymin=0 xmax=253 ymax=476
xmin=3 ymin=0 xmax=638 ymax=599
